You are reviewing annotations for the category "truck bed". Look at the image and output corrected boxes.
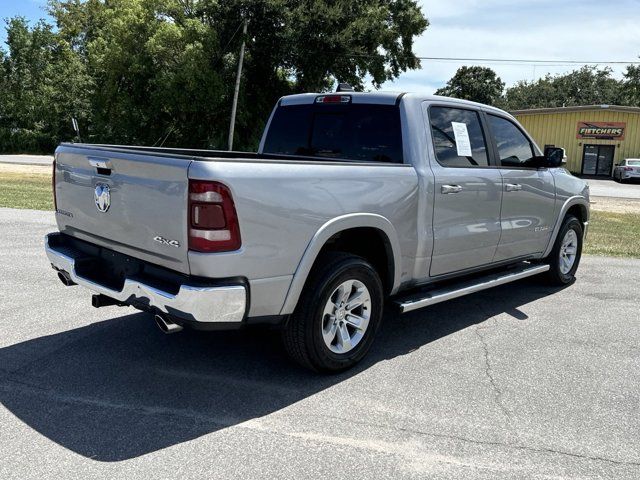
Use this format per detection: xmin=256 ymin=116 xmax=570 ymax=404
xmin=62 ymin=143 xmax=406 ymax=166
xmin=53 ymin=142 xmax=419 ymax=315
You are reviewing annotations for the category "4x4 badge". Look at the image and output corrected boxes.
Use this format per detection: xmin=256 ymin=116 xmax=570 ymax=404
xmin=153 ymin=236 xmax=180 ymax=248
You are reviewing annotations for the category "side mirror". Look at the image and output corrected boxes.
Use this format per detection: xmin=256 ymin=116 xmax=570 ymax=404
xmin=543 ymin=147 xmax=565 ymax=168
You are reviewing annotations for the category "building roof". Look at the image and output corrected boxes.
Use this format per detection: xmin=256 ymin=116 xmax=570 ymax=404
xmin=512 ymin=105 xmax=640 ymax=116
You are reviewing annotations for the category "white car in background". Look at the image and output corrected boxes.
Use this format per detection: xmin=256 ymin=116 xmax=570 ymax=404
xmin=613 ymin=158 xmax=640 ymax=183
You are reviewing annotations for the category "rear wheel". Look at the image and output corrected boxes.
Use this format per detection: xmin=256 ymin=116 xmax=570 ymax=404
xmin=282 ymin=252 xmax=384 ymax=372
xmin=543 ymin=215 xmax=583 ymax=285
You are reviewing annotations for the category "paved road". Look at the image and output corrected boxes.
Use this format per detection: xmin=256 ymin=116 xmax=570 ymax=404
xmin=1 ymin=208 xmax=639 ymax=479
xmin=0 ymin=154 xmax=54 ymax=166
xmin=586 ymin=178 xmax=640 ymax=199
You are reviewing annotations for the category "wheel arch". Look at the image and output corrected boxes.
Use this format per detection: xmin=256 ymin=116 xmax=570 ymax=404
xmin=279 ymin=214 xmax=402 ymax=315
xmin=542 ymin=196 xmax=590 ymax=258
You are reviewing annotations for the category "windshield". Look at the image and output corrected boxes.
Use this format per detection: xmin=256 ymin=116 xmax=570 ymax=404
xmin=627 ymin=160 xmax=640 ymax=166
xmin=263 ymin=103 xmax=403 ymax=163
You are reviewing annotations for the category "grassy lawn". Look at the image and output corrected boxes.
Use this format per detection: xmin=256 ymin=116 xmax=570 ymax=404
xmin=584 ymin=210 xmax=640 ymax=258
xmin=0 ymin=170 xmax=639 ymax=258
xmin=0 ymin=171 xmax=54 ymax=210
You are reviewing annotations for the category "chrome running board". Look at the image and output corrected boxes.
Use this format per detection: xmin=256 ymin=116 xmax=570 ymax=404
xmin=395 ymin=263 xmax=550 ymax=314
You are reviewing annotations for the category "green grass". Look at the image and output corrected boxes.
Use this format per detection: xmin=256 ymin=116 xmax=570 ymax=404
xmin=1 ymin=171 xmax=639 ymax=258
xmin=584 ymin=210 xmax=640 ymax=258
xmin=0 ymin=171 xmax=54 ymax=210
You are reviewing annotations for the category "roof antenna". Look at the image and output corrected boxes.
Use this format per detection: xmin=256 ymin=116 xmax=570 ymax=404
xmin=336 ymin=82 xmax=354 ymax=92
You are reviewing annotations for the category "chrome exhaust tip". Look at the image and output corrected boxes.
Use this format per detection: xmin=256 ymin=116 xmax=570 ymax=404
xmin=154 ymin=313 xmax=183 ymax=334
xmin=57 ymin=271 xmax=76 ymax=287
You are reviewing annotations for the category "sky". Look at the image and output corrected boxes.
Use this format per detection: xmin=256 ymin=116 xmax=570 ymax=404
xmin=0 ymin=0 xmax=50 ymax=33
xmin=380 ymin=0 xmax=640 ymax=93
xmin=1 ymin=0 xmax=640 ymax=94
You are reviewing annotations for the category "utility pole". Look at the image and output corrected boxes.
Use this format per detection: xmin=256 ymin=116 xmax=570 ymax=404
xmin=228 ymin=18 xmax=248 ymax=151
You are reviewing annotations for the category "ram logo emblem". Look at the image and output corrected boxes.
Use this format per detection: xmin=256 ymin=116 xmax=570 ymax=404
xmin=94 ymin=183 xmax=111 ymax=213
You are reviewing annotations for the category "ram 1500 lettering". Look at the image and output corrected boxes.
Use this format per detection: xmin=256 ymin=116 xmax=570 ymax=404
xmin=45 ymin=91 xmax=590 ymax=372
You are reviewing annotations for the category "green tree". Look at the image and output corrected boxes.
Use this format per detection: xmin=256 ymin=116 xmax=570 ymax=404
xmin=45 ymin=0 xmax=428 ymax=150
xmin=551 ymin=66 xmax=622 ymax=105
xmin=622 ymin=64 xmax=640 ymax=106
xmin=0 ymin=17 xmax=92 ymax=152
xmin=503 ymin=66 xmax=624 ymax=110
xmin=500 ymin=75 xmax=556 ymax=110
xmin=435 ymin=66 xmax=505 ymax=105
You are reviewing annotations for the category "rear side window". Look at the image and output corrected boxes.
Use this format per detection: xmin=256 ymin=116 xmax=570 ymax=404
xmin=487 ymin=115 xmax=535 ymax=167
xmin=429 ymin=107 xmax=489 ymax=167
xmin=263 ymin=103 xmax=403 ymax=163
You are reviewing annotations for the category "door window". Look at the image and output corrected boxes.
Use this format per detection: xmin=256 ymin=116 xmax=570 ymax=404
xmin=429 ymin=107 xmax=489 ymax=167
xmin=487 ymin=115 xmax=535 ymax=167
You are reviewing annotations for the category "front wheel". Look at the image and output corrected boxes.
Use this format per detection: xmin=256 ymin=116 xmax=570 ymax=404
xmin=543 ymin=215 xmax=583 ymax=285
xmin=282 ymin=252 xmax=384 ymax=372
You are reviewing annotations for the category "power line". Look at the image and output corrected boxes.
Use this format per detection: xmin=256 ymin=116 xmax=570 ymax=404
xmin=416 ymin=56 xmax=640 ymax=65
xmin=221 ymin=20 xmax=245 ymax=53
xmin=347 ymin=54 xmax=640 ymax=66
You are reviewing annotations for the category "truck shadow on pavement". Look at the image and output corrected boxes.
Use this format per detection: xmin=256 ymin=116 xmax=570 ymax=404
xmin=0 ymin=279 xmax=564 ymax=462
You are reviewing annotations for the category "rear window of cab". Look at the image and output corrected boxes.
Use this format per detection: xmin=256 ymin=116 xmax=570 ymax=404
xmin=263 ymin=102 xmax=403 ymax=163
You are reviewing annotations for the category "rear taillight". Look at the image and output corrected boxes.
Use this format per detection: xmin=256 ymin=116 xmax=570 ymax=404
xmin=52 ymin=157 xmax=57 ymax=210
xmin=623 ymin=167 xmax=633 ymax=171
xmin=188 ymin=180 xmax=241 ymax=252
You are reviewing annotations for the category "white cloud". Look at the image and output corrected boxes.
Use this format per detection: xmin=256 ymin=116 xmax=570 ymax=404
xmin=380 ymin=0 xmax=640 ymax=93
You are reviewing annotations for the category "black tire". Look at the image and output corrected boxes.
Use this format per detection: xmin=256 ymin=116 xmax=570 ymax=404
xmin=282 ymin=252 xmax=384 ymax=372
xmin=543 ymin=215 xmax=583 ymax=286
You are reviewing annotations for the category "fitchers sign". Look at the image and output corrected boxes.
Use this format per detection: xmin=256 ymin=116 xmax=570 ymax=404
xmin=577 ymin=121 xmax=625 ymax=140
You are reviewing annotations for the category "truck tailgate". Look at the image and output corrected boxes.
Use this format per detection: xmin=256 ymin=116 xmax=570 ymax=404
xmin=54 ymin=145 xmax=192 ymax=274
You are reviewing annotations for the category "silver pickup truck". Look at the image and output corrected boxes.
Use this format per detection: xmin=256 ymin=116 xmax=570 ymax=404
xmin=46 ymin=91 xmax=590 ymax=372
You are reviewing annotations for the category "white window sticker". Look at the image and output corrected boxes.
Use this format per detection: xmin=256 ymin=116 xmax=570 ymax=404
xmin=451 ymin=122 xmax=473 ymax=157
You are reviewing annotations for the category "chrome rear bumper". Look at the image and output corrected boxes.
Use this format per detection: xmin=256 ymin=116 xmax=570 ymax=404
xmin=45 ymin=233 xmax=246 ymax=325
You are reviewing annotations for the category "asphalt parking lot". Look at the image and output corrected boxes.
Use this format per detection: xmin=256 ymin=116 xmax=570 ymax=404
xmin=586 ymin=178 xmax=640 ymax=199
xmin=1 ymin=207 xmax=639 ymax=479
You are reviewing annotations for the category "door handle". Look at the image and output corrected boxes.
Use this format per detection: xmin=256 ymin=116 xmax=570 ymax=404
xmin=505 ymin=183 xmax=522 ymax=192
xmin=441 ymin=184 xmax=463 ymax=194
xmin=88 ymin=157 xmax=112 ymax=169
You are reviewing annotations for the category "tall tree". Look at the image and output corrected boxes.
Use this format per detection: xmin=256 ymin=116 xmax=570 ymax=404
xmin=503 ymin=66 xmax=624 ymax=110
xmin=501 ymin=75 xmax=557 ymax=110
xmin=45 ymin=0 xmax=428 ymax=150
xmin=435 ymin=66 xmax=505 ymax=106
xmin=0 ymin=16 xmax=92 ymax=152
xmin=622 ymin=64 xmax=640 ymax=107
